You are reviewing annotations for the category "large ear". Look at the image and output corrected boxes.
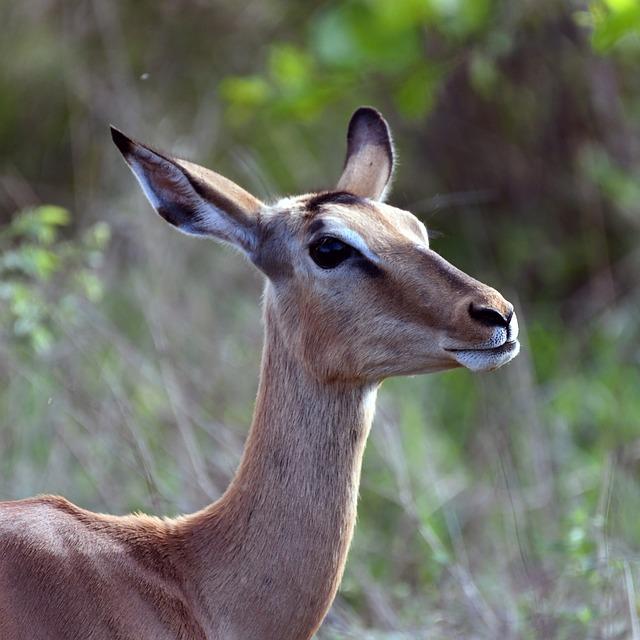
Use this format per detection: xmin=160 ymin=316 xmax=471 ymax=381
xmin=111 ymin=127 xmax=263 ymax=255
xmin=336 ymin=107 xmax=395 ymax=201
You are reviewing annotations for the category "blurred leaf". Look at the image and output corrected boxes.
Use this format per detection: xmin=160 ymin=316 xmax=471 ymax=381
xmin=1 ymin=205 xmax=109 ymax=355
xmin=75 ymin=270 xmax=104 ymax=302
xmin=431 ymin=0 xmax=492 ymax=37
xmin=393 ymin=63 xmax=442 ymax=118
xmin=311 ymin=3 xmax=422 ymax=72
xmin=219 ymin=76 xmax=271 ymax=123
xmin=268 ymin=44 xmax=313 ymax=90
xmin=36 ymin=205 xmax=70 ymax=227
xmin=589 ymin=0 xmax=640 ymax=51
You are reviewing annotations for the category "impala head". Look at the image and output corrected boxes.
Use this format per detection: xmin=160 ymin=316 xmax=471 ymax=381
xmin=112 ymin=107 xmax=519 ymax=384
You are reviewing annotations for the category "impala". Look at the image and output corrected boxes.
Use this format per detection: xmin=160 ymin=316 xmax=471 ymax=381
xmin=0 ymin=107 xmax=519 ymax=639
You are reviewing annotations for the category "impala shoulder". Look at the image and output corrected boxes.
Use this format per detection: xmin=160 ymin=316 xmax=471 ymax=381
xmin=0 ymin=496 xmax=87 ymax=562
xmin=0 ymin=494 xmax=79 ymax=525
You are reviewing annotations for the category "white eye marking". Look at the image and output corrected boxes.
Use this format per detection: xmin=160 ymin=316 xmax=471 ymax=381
xmin=319 ymin=219 xmax=380 ymax=264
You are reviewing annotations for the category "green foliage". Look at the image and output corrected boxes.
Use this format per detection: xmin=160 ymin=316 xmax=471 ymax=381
xmin=222 ymin=0 xmax=495 ymax=124
xmin=0 ymin=206 xmax=109 ymax=353
xmin=588 ymin=0 xmax=640 ymax=52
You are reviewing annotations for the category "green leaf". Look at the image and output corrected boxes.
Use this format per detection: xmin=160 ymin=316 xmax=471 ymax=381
xmin=83 ymin=222 xmax=111 ymax=251
xmin=30 ymin=325 xmax=54 ymax=353
xmin=219 ymin=76 xmax=271 ymax=108
xmin=35 ymin=205 xmax=70 ymax=227
xmin=1 ymin=246 xmax=59 ymax=279
xmin=589 ymin=0 xmax=640 ymax=51
xmin=311 ymin=4 xmax=422 ymax=72
xmin=268 ymin=44 xmax=313 ymax=90
xmin=393 ymin=63 xmax=441 ymax=119
xmin=75 ymin=270 xmax=104 ymax=302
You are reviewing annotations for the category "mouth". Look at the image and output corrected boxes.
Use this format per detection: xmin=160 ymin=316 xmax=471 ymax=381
xmin=445 ymin=340 xmax=520 ymax=372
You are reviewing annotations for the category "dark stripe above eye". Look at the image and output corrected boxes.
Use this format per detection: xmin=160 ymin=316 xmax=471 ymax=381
xmin=306 ymin=191 xmax=365 ymax=211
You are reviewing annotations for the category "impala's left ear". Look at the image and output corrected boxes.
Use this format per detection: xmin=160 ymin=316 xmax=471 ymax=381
xmin=111 ymin=127 xmax=263 ymax=256
xmin=337 ymin=107 xmax=395 ymax=201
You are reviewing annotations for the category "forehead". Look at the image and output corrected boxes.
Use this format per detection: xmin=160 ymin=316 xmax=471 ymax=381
xmin=270 ymin=192 xmax=428 ymax=246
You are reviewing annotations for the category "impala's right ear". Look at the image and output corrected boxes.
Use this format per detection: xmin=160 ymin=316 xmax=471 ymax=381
xmin=111 ymin=127 xmax=263 ymax=255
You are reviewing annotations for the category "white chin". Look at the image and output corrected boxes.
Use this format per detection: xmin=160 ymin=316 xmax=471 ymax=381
xmin=449 ymin=340 xmax=520 ymax=372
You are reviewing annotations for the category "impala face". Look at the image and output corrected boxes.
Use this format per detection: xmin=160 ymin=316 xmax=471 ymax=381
xmin=112 ymin=107 xmax=519 ymax=384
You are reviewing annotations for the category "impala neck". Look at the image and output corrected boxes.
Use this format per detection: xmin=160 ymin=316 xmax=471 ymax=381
xmin=183 ymin=299 xmax=377 ymax=639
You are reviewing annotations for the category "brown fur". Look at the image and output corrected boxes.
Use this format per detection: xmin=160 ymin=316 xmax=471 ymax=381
xmin=0 ymin=108 xmax=519 ymax=639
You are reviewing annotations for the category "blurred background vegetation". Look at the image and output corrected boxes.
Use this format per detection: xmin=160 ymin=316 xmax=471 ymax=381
xmin=2 ymin=0 xmax=640 ymax=637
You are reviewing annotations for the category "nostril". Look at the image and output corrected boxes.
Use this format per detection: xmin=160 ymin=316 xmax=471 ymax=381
xmin=468 ymin=302 xmax=510 ymax=328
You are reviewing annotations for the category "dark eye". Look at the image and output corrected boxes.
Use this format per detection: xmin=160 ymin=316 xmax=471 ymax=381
xmin=309 ymin=236 xmax=355 ymax=269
